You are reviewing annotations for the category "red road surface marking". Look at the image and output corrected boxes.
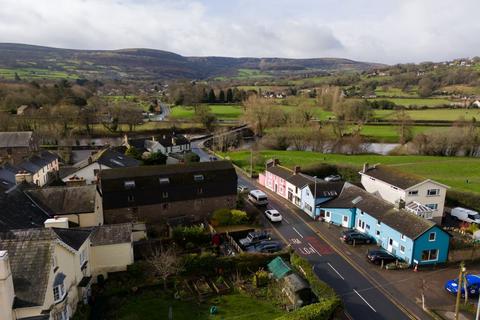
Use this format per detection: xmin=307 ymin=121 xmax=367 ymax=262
xmin=306 ymin=236 xmax=334 ymax=255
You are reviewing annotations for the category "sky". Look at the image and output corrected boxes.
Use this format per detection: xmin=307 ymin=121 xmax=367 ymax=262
xmin=0 ymin=0 xmax=479 ymax=64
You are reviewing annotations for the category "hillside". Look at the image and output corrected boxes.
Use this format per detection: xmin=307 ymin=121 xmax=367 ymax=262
xmin=0 ymin=43 xmax=382 ymax=81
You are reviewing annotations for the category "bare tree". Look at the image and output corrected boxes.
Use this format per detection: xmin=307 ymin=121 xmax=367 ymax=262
xmin=395 ymin=109 xmax=413 ymax=144
xmin=147 ymin=246 xmax=184 ymax=290
xmin=242 ymin=95 xmax=284 ymax=136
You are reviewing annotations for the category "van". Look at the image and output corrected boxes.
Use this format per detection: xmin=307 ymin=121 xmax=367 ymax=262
xmin=248 ymin=190 xmax=268 ymax=206
xmin=451 ymin=207 xmax=480 ymax=224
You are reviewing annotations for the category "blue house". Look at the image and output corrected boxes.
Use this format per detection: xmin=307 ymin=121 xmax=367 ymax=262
xmin=318 ymin=183 xmax=450 ymax=265
xmin=299 ymin=180 xmax=344 ymax=219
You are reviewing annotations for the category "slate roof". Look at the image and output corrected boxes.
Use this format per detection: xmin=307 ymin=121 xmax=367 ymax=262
xmin=0 ymin=131 xmax=32 ymax=148
xmin=0 ymin=229 xmax=55 ymax=308
xmin=51 ymin=228 xmax=91 ymax=251
xmin=26 ymin=185 xmax=96 ymax=215
xmin=100 ymin=161 xmax=237 ymax=210
xmin=97 ymin=149 xmax=140 ymax=168
xmin=308 ymin=181 xmax=344 ymax=198
xmin=287 ymin=173 xmax=313 ymax=188
xmin=266 ymin=165 xmax=292 ymax=180
xmin=320 ymin=183 xmax=438 ymax=239
xmin=0 ymin=186 xmax=50 ymax=233
xmin=90 ymin=223 xmax=132 ymax=246
xmin=360 ymin=165 xmax=425 ymax=189
xmin=157 ymin=133 xmax=190 ymax=147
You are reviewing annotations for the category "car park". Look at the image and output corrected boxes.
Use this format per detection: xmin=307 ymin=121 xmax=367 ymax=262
xmin=324 ymin=175 xmax=342 ymax=182
xmin=341 ymin=230 xmax=374 ymax=244
xmin=445 ymin=274 xmax=480 ymax=296
xmin=239 ymin=231 xmax=271 ymax=248
xmin=366 ymin=249 xmax=398 ymax=265
xmin=265 ymin=209 xmax=282 ymax=222
xmin=246 ymin=240 xmax=283 ymax=253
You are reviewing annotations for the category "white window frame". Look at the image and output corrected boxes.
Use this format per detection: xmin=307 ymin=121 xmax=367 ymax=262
xmin=426 ymin=203 xmax=438 ymax=211
xmin=53 ymin=283 xmax=66 ymax=303
xmin=193 ymin=174 xmax=204 ymax=182
xmin=421 ymin=249 xmax=439 ymax=262
xmin=429 ymin=232 xmax=436 ymax=242
xmin=427 ymin=189 xmax=440 ymax=196
xmin=408 ymin=190 xmax=418 ymax=196
xmin=400 ymin=245 xmax=405 ymax=254
xmin=124 ymin=180 xmax=135 ymax=189
xmin=80 ymin=249 xmax=87 ymax=266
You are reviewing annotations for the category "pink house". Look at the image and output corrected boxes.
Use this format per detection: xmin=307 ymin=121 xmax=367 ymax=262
xmin=264 ymin=159 xmax=292 ymax=199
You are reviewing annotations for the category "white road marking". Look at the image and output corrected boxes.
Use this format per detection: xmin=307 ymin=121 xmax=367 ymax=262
xmin=353 ymin=289 xmax=377 ymax=313
xmin=283 ymin=217 xmax=290 ymax=224
xmin=308 ymin=242 xmax=322 ymax=257
xmin=290 ymin=238 xmax=302 ymax=245
xmin=327 ymin=262 xmax=344 ymax=280
xmin=292 ymin=227 xmax=304 ymax=238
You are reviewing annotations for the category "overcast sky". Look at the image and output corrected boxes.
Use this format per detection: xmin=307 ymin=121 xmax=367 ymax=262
xmin=0 ymin=0 xmax=479 ymax=64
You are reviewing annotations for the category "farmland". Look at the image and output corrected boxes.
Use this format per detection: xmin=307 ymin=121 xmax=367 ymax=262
xmin=0 ymin=67 xmax=78 ymax=80
xmin=170 ymin=104 xmax=244 ymax=120
xmin=373 ymin=108 xmax=480 ymax=121
xmin=220 ymin=150 xmax=480 ymax=194
xmin=367 ymin=97 xmax=453 ymax=107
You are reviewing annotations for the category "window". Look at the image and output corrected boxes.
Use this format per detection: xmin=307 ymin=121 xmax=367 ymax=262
xmin=159 ymin=178 xmax=170 ymax=185
xmin=421 ymin=249 xmax=438 ymax=261
xmin=162 ymin=191 xmax=168 ymax=199
xmin=376 ymin=230 xmax=380 ymax=236
xmin=369 ymin=177 xmax=376 ymax=181
xmin=400 ymin=245 xmax=405 ymax=253
xmin=343 ymin=216 xmax=348 ymax=222
xmin=197 ymin=187 xmax=203 ymax=195
xmin=127 ymin=195 xmax=135 ymax=202
xmin=426 ymin=204 xmax=438 ymax=210
xmin=193 ymin=174 xmax=204 ymax=182
xmin=391 ymin=186 xmax=399 ymax=190
xmin=325 ymin=211 xmax=331 ymax=218
xmin=408 ymin=190 xmax=418 ymax=196
xmin=429 ymin=232 xmax=436 ymax=241
xmin=366 ymin=224 xmax=370 ymax=230
xmin=305 ymin=203 xmax=312 ymax=213
xmin=53 ymin=283 xmax=66 ymax=303
xmin=427 ymin=189 xmax=440 ymax=196
xmin=80 ymin=249 xmax=87 ymax=266
xmin=401 ymin=234 xmax=406 ymax=241
xmin=124 ymin=180 xmax=135 ymax=190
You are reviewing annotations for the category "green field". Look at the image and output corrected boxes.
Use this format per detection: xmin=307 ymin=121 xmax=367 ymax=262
xmin=360 ymin=125 xmax=449 ymax=142
xmin=221 ymin=150 xmax=480 ymax=194
xmin=374 ymin=87 xmax=418 ymax=97
xmin=103 ymin=95 xmax=151 ymax=111
xmin=373 ymin=108 xmax=480 ymax=121
xmin=170 ymin=104 xmax=244 ymax=120
xmin=368 ymin=97 xmax=453 ymax=107
xmin=0 ymin=67 xmax=78 ymax=80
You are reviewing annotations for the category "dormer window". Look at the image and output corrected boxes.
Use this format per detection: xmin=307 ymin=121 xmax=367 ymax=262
xmin=124 ymin=180 xmax=135 ymax=190
xmin=194 ymin=174 xmax=204 ymax=182
xmin=53 ymin=273 xmax=66 ymax=303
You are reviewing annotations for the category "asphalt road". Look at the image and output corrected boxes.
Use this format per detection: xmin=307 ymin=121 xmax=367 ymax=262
xmin=237 ymin=175 xmax=412 ymax=320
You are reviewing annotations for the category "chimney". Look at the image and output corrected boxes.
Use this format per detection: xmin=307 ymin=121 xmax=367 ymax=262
xmin=66 ymin=175 xmax=86 ymax=187
xmin=293 ymin=166 xmax=301 ymax=174
xmin=152 ymin=136 xmax=155 ymax=142
xmin=362 ymin=163 xmax=369 ymax=173
xmin=123 ymin=134 xmax=129 ymax=147
xmin=44 ymin=217 xmax=69 ymax=229
xmin=265 ymin=158 xmax=279 ymax=168
xmin=171 ymin=137 xmax=177 ymax=146
xmin=15 ymin=171 xmax=33 ymax=185
xmin=0 ymin=251 xmax=15 ymax=320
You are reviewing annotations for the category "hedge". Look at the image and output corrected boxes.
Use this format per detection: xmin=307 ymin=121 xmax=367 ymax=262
xmin=275 ymin=298 xmax=341 ymax=320
xmin=447 ymin=190 xmax=480 ymax=212
xmin=290 ymin=253 xmax=337 ymax=300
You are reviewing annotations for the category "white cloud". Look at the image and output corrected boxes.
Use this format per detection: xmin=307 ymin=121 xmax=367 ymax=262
xmin=0 ymin=0 xmax=478 ymax=63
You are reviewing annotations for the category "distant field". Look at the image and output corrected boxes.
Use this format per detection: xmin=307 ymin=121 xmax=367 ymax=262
xmin=103 ymin=95 xmax=150 ymax=111
xmin=221 ymin=150 xmax=480 ymax=194
xmin=440 ymin=85 xmax=480 ymax=95
xmin=215 ymin=69 xmax=272 ymax=80
xmin=368 ymin=97 xmax=452 ymax=107
xmin=373 ymin=108 xmax=480 ymax=121
xmin=360 ymin=125 xmax=449 ymax=142
xmin=170 ymin=104 xmax=243 ymax=120
xmin=374 ymin=87 xmax=418 ymax=97
xmin=0 ymin=67 xmax=78 ymax=80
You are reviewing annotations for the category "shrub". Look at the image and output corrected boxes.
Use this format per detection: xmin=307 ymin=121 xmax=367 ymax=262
xmin=231 ymin=210 xmax=248 ymax=225
xmin=252 ymin=269 xmax=269 ymax=288
xmin=290 ymin=253 xmax=337 ymax=300
xmin=211 ymin=208 xmax=233 ymax=226
xmin=172 ymin=224 xmax=209 ymax=245
xmin=275 ymin=299 xmax=341 ymax=320
xmin=447 ymin=190 xmax=480 ymax=212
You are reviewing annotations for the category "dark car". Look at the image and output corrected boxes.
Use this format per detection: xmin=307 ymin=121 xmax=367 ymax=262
xmin=366 ymin=249 xmax=398 ymax=265
xmin=239 ymin=231 xmax=271 ymax=248
xmin=247 ymin=240 xmax=283 ymax=253
xmin=341 ymin=231 xmax=374 ymax=245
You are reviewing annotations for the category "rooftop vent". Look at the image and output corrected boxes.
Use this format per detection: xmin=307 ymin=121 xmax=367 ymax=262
xmin=351 ymin=196 xmax=363 ymax=205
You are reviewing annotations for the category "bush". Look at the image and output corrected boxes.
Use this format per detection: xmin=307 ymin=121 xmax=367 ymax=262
xmin=211 ymin=208 xmax=248 ymax=226
xmin=252 ymin=269 xmax=269 ymax=288
xmin=290 ymin=253 xmax=337 ymax=300
xmin=447 ymin=190 xmax=480 ymax=213
xmin=172 ymin=224 xmax=210 ymax=246
xmin=275 ymin=299 xmax=341 ymax=320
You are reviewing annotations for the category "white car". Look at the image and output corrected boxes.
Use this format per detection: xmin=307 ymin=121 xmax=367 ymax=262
xmin=265 ymin=209 xmax=282 ymax=222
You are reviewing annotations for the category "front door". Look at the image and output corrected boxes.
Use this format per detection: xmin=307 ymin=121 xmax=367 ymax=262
xmin=274 ymin=184 xmax=278 ymax=193
xmin=342 ymin=215 xmax=349 ymax=228
xmin=325 ymin=211 xmax=331 ymax=222
xmin=387 ymin=238 xmax=393 ymax=253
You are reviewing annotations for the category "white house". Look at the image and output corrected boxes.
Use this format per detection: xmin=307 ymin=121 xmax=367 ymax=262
xmin=286 ymin=170 xmax=312 ymax=207
xmin=359 ymin=163 xmax=449 ymax=223
xmin=62 ymin=149 xmax=140 ymax=185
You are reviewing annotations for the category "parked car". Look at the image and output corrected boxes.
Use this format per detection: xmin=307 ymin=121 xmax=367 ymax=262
xmin=246 ymin=240 xmax=283 ymax=253
xmin=366 ymin=249 xmax=398 ymax=265
xmin=445 ymin=274 xmax=480 ymax=296
xmin=248 ymin=190 xmax=268 ymax=206
xmin=237 ymin=185 xmax=249 ymax=193
xmin=265 ymin=209 xmax=282 ymax=222
xmin=239 ymin=231 xmax=271 ymax=248
xmin=341 ymin=231 xmax=374 ymax=245
xmin=209 ymin=156 xmax=218 ymax=161
xmin=324 ymin=175 xmax=342 ymax=182
xmin=450 ymin=207 xmax=480 ymax=224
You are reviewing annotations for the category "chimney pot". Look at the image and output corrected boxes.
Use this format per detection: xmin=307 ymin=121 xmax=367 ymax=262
xmin=294 ymin=166 xmax=301 ymax=174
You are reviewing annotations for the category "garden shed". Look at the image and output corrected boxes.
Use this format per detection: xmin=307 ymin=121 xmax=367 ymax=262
xmin=267 ymin=256 xmax=292 ymax=279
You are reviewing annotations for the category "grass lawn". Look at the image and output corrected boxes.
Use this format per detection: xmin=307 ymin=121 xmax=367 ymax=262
xmin=367 ymin=97 xmax=453 ymax=107
xmin=373 ymin=109 xmax=480 ymax=121
xmin=359 ymin=125 xmax=449 ymax=142
xmin=221 ymin=150 xmax=480 ymax=194
xmin=170 ymin=104 xmax=244 ymax=120
xmin=111 ymin=291 xmax=282 ymax=320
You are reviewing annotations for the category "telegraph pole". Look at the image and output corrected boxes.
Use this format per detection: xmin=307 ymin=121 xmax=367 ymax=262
xmin=455 ymin=261 xmax=466 ymax=320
